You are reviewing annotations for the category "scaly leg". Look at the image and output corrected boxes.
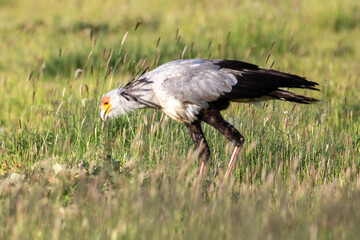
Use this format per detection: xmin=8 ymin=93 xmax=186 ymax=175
xmin=200 ymin=109 xmax=245 ymax=177
xmin=224 ymin=146 xmax=241 ymax=179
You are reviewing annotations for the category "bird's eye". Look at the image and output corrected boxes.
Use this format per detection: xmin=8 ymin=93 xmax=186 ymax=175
xmin=102 ymin=96 xmax=111 ymax=106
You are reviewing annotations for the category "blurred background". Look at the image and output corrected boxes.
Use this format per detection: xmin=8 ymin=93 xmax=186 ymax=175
xmin=0 ymin=0 xmax=359 ymax=239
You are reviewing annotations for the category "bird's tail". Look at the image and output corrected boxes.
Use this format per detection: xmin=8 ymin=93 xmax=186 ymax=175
xmin=267 ymin=89 xmax=319 ymax=104
xmin=218 ymin=60 xmax=320 ymax=104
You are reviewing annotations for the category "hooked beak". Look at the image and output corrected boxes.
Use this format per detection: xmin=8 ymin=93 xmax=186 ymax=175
xmin=100 ymin=105 xmax=112 ymax=121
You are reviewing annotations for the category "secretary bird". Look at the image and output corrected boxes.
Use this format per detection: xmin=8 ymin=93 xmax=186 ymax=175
xmin=100 ymin=59 xmax=319 ymax=177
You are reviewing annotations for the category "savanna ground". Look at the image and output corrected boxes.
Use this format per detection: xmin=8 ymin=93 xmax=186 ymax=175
xmin=0 ymin=0 xmax=360 ymax=239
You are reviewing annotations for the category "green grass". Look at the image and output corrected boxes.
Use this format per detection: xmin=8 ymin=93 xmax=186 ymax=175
xmin=0 ymin=0 xmax=360 ymax=239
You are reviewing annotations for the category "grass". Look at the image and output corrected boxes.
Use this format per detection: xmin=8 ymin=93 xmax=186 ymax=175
xmin=0 ymin=0 xmax=360 ymax=239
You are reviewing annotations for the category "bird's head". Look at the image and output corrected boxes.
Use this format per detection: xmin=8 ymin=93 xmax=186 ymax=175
xmin=100 ymin=96 xmax=111 ymax=121
xmin=100 ymin=89 xmax=139 ymax=121
xmin=100 ymin=89 xmax=121 ymax=121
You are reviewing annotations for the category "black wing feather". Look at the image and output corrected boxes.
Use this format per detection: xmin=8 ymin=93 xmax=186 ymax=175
xmin=215 ymin=60 xmax=319 ymax=103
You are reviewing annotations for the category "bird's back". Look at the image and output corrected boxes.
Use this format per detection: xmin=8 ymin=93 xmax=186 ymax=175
xmin=143 ymin=59 xmax=239 ymax=122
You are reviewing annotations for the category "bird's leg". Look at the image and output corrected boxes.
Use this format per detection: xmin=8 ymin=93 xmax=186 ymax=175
xmin=224 ymin=146 xmax=241 ymax=178
xmin=199 ymin=109 xmax=245 ymax=177
xmin=184 ymin=120 xmax=210 ymax=174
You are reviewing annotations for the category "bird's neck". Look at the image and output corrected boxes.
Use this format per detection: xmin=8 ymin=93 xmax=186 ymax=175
xmin=111 ymin=87 xmax=160 ymax=117
xmin=115 ymin=95 xmax=147 ymax=115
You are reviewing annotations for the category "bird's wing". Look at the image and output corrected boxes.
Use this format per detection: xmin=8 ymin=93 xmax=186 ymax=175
xmin=150 ymin=59 xmax=238 ymax=108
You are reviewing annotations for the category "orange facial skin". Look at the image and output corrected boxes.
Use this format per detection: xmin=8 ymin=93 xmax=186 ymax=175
xmin=102 ymin=96 xmax=110 ymax=108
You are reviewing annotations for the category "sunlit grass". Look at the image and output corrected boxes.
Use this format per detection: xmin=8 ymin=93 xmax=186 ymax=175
xmin=0 ymin=0 xmax=360 ymax=239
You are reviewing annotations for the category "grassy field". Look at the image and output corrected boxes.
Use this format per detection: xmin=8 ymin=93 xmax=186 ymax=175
xmin=1 ymin=0 xmax=360 ymax=239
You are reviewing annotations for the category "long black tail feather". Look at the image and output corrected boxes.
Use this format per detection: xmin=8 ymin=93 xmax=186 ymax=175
xmin=268 ymin=90 xmax=319 ymax=104
xmin=217 ymin=60 xmax=319 ymax=103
